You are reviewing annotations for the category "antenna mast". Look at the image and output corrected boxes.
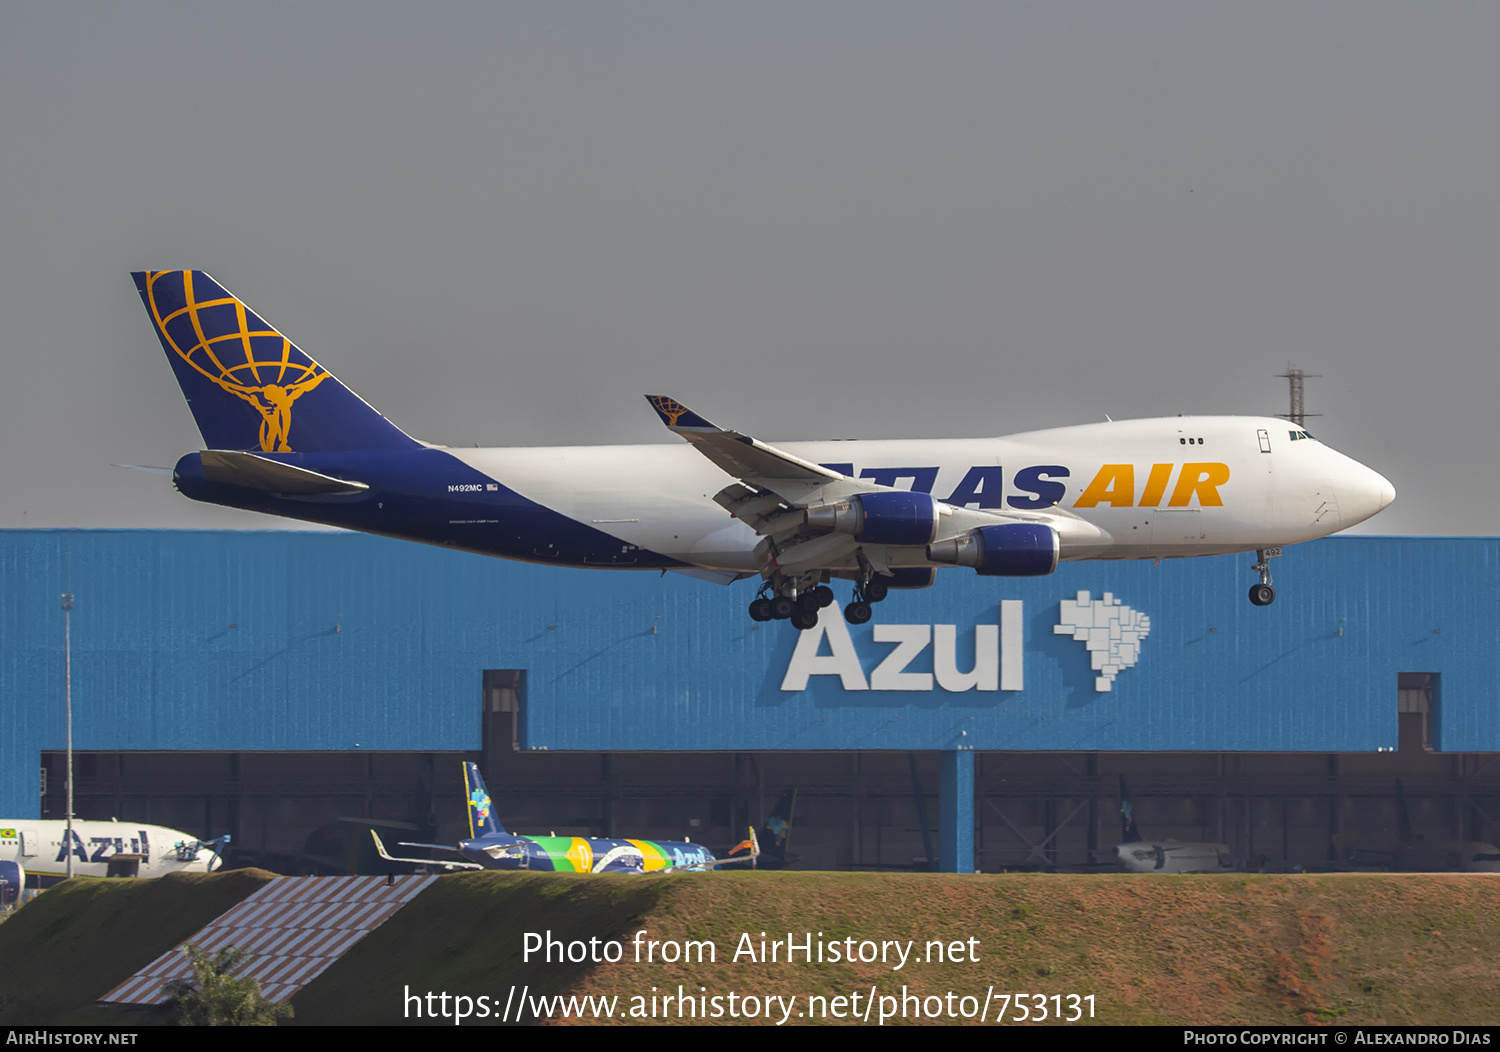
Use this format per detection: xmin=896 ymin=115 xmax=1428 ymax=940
xmin=1276 ymin=364 xmax=1322 ymax=429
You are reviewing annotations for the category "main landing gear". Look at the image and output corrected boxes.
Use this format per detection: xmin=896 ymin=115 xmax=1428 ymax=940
xmin=748 ymin=581 xmax=835 ymax=630
xmin=843 ymin=573 xmax=888 ymax=626
xmin=1248 ymin=547 xmax=1280 ymax=606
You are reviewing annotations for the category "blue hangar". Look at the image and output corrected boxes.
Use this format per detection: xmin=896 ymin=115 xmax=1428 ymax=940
xmin=1 ymin=529 xmax=1495 ymax=873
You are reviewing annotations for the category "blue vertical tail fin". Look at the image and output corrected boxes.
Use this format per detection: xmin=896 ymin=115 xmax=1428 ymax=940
xmin=464 ymin=763 xmax=506 ymax=839
xmin=1119 ymin=775 xmax=1142 ymax=843
xmin=760 ymin=789 xmax=796 ymax=868
xmin=133 ymin=271 xmax=421 ymax=453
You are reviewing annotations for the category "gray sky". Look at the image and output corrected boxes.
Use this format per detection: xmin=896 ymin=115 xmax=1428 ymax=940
xmin=1 ymin=3 xmax=1492 ymax=534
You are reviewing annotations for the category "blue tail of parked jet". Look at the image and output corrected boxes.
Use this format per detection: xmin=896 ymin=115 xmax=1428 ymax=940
xmin=463 ymin=763 xmax=506 ymax=839
xmin=758 ymin=789 xmax=797 ymax=869
xmin=132 ymin=271 xmax=420 ymax=454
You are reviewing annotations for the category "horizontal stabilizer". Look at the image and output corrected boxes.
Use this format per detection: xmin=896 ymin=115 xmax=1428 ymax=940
xmin=198 ymin=450 xmax=369 ymax=496
xmin=112 ymin=464 xmax=174 ymax=477
xmin=370 ymin=830 xmax=482 ymax=871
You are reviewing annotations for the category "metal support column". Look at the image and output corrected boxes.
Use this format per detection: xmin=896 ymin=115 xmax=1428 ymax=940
xmin=939 ymin=749 xmax=975 ymax=874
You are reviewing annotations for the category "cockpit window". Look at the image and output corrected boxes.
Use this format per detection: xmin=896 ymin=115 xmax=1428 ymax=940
xmin=1287 ymin=430 xmax=1317 ymax=441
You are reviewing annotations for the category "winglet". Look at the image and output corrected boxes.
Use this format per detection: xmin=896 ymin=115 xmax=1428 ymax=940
xmin=718 ymin=825 xmax=762 ymax=869
xmin=371 ymin=829 xmax=395 ymax=862
xmin=646 ymin=395 xmax=719 ymax=431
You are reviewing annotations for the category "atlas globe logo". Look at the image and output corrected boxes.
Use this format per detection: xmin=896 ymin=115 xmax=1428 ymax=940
xmin=142 ymin=270 xmax=330 ymax=452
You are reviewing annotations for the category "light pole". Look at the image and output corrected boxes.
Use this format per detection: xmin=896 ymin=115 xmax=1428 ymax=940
xmin=60 ymin=593 xmax=73 ymax=879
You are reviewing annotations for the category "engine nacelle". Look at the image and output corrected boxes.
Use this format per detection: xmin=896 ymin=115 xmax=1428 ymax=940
xmin=805 ymin=491 xmax=941 ymax=547
xmin=926 ymin=523 xmax=1059 ymax=577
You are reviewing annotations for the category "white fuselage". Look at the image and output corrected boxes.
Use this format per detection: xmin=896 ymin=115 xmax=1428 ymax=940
xmin=1117 ymin=840 xmax=1237 ymax=874
xmin=447 ymin=416 xmax=1394 ymax=571
xmin=0 ymin=820 xmax=223 ymax=879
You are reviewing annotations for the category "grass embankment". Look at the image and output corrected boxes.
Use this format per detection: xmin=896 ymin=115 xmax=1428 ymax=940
xmin=300 ymin=871 xmax=1500 ymax=1026
xmin=0 ymin=868 xmax=276 ymax=1025
xmin=2 ymin=870 xmax=1498 ymax=1025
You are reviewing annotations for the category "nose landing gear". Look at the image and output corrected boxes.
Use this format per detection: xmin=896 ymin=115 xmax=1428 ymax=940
xmin=1249 ymin=547 xmax=1281 ymax=606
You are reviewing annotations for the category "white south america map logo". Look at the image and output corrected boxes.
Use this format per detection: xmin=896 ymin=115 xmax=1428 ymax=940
xmin=1054 ymin=591 xmax=1151 ymax=692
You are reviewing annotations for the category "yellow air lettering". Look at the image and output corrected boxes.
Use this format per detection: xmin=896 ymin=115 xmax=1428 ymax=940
xmin=1138 ymin=464 xmax=1174 ymax=508
xmin=1168 ymin=462 xmax=1230 ymax=507
xmin=1074 ymin=464 xmax=1135 ymax=508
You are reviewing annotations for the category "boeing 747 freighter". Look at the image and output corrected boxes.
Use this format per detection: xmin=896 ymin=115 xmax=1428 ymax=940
xmin=134 ymin=271 xmax=1395 ymax=630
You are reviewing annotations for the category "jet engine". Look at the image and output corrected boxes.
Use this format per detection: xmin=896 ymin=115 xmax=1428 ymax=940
xmin=926 ymin=523 xmax=1059 ymax=576
xmin=804 ymin=492 xmax=941 ymax=546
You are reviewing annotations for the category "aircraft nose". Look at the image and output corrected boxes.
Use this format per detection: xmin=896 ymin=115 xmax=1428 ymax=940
xmin=1376 ymin=473 xmax=1396 ymax=511
xmin=1348 ymin=460 xmax=1396 ymax=524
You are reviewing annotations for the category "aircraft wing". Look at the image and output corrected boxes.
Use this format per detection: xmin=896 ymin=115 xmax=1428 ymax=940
xmin=646 ymin=397 xmax=1107 ymax=571
xmin=371 ymin=830 xmax=483 ymax=871
xmin=645 ymin=395 xmax=895 ymax=536
xmin=645 ymin=396 xmax=844 ymax=489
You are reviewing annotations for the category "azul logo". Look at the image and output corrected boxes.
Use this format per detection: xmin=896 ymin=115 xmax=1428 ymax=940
xmin=780 ymin=592 xmax=1154 ymax=694
xmin=54 ymin=829 xmax=152 ymax=864
xmin=142 ymin=270 xmax=330 ymax=452
xmin=469 ymin=788 xmax=492 ymax=825
xmin=1054 ymin=591 xmax=1150 ymax=692
xmin=781 ymin=601 xmax=1024 ymax=692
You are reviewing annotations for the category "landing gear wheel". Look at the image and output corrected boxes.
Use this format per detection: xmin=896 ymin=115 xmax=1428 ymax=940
xmin=863 ymin=580 xmax=889 ymax=603
xmin=813 ymin=585 xmax=835 ymax=608
xmin=748 ymin=598 xmax=774 ymax=622
xmin=770 ymin=596 xmax=795 ymax=619
xmin=844 ymin=601 xmax=872 ymax=625
xmin=1248 ymin=547 xmax=1280 ymax=607
xmin=791 ymin=608 xmax=820 ymax=631
xmin=796 ymin=591 xmax=821 ymax=613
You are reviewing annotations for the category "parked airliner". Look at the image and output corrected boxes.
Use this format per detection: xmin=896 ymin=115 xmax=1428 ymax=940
xmin=371 ymin=763 xmax=752 ymax=873
xmin=1335 ymin=780 xmax=1500 ymax=874
xmin=0 ymin=819 xmax=227 ymax=880
xmin=133 ymin=271 xmax=1395 ymax=630
xmin=1115 ymin=778 xmax=1236 ymax=874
